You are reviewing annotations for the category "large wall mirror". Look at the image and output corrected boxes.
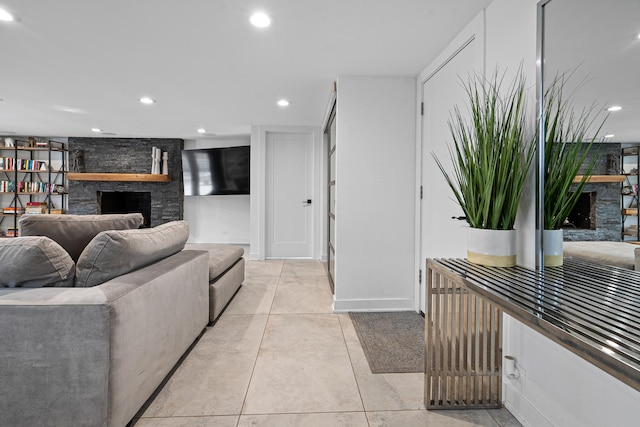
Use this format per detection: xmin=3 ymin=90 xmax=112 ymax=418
xmin=539 ymin=0 xmax=640 ymax=267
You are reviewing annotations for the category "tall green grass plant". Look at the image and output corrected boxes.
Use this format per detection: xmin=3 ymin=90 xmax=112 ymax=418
xmin=543 ymin=75 xmax=606 ymax=230
xmin=433 ymin=70 xmax=535 ymax=230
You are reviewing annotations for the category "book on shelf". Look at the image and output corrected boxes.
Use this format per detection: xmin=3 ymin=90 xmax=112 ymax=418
xmin=26 ymin=201 xmax=47 ymax=207
xmin=0 ymin=157 xmax=47 ymax=171
xmin=3 ymin=207 xmax=25 ymax=214
xmin=25 ymin=206 xmax=46 ymax=214
xmin=6 ymin=227 xmax=18 ymax=237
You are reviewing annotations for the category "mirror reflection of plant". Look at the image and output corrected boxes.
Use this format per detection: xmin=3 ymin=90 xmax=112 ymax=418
xmin=433 ymin=69 xmax=536 ymax=230
xmin=543 ymin=74 xmax=607 ymax=230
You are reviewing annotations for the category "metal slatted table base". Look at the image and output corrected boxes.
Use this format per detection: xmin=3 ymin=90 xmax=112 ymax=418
xmin=425 ymin=258 xmax=640 ymax=410
xmin=425 ymin=263 xmax=502 ymax=409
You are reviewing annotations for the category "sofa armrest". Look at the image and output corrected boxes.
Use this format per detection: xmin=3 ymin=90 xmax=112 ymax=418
xmin=103 ymin=249 xmax=209 ymax=426
xmin=0 ymin=292 xmax=111 ymax=426
xmin=0 ymin=249 xmax=209 ymax=427
xmin=635 ymin=247 xmax=640 ymax=271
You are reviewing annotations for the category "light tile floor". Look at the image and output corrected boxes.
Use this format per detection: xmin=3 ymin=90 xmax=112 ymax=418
xmin=136 ymin=259 xmax=521 ymax=427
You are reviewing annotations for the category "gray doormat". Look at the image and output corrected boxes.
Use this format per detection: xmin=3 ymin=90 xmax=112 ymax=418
xmin=349 ymin=311 xmax=424 ymax=373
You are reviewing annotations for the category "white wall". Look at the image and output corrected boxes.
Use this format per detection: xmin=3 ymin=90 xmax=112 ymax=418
xmin=183 ymin=136 xmax=250 ymax=243
xmin=422 ymin=0 xmax=640 ymax=425
xmin=485 ymin=0 xmax=538 ymax=270
xmin=333 ymin=76 xmax=416 ymax=311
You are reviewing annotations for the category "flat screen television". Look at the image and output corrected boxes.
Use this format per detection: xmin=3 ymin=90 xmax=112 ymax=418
xmin=182 ymin=146 xmax=250 ymax=195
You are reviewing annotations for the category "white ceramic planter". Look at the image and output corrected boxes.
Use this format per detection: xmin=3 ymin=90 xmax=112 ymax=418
xmin=543 ymin=229 xmax=564 ymax=267
xmin=467 ymin=228 xmax=516 ymax=267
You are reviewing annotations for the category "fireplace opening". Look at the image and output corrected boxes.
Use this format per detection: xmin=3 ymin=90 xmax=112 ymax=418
xmin=563 ymin=191 xmax=596 ymax=230
xmin=97 ymin=191 xmax=151 ymax=228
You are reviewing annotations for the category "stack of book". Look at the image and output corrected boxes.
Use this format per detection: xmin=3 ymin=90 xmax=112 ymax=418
xmin=6 ymin=227 xmax=18 ymax=237
xmin=25 ymin=202 xmax=47 ymax=214
xmin=3 ymin=206 xmax=25 ymax=215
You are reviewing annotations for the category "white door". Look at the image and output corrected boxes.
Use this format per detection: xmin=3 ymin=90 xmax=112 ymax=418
xmin=419 ymin=37 xmax=479 ymax=312
xmin=266 ymin=132 xmax=314 ymax=258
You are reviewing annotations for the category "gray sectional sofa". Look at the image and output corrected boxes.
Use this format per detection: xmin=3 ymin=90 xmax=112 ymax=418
xmin=563 ymin=241 xmax=640 ymax=270
xmin=0 ymin=214 xmax=245 ymax=426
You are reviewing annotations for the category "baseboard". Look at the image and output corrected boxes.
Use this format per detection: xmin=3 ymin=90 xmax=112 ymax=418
xmin=332 ymin=297 xmax=415 ymax=312
xmin=503 ymin=381 xmax=554 ymax=427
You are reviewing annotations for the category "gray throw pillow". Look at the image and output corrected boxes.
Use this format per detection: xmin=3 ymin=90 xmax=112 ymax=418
xmin=75 ymin=220 xmax=189 ymax=288
xmin=0 ymin=236 xmax=75 ymax=287
xmin=19 ymin=213 xmax=144 ymax=262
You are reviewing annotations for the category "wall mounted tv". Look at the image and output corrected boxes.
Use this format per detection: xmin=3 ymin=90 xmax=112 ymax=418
xmin=182 ymin=146 xmax=250 ymax=195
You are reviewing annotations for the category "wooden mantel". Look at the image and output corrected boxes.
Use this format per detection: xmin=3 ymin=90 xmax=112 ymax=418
xmin=67 ymin=173 xmax=171 ymax=182
xmin=572 ymin=174 xmax=625 ymax=183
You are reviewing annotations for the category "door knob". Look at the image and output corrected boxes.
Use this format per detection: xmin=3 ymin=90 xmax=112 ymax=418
xmin=302 ymin=199 xmax=312 ymax=206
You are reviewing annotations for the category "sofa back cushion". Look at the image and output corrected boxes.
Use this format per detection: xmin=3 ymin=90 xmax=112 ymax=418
xmin=75 ymin=220 xmax=189 ymax=288
xmin=19 ymin=213 xmax=144 ymax=262
xmin=0 ymin=236 xmax=75 ymax=287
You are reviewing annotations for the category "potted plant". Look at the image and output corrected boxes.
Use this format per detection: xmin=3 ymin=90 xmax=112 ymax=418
xmin=433 ymin=69 xmax=535 ymax=267
xmin=542 ymin=75 xmax=606 ymax=266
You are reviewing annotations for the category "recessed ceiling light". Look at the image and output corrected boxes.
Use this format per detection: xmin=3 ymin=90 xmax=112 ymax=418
xmin=197 ymin=128 xmax=207 ymax=134
xmin=55 ymin=106 xmax=86 ymax=114
xmin=250 ymin=12 xmax=271 ymax=28
xmin=91 ymin=128 xmax=102 ymax=133
xmin=607 ymin=105 xmax=622 ymax=112
xmin=277 ymin=99 xmax=290 ymax=107
xmin=139 ymin=97 xmax=156 ymax=104
xmin=604 ymin=134 xmax=615 ymax=138
xmin=0 ymin=8 xmax=15 ymax=22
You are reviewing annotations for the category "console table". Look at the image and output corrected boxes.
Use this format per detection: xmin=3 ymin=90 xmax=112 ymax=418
xmin=424 ymin=258 xmax=640 ymax=409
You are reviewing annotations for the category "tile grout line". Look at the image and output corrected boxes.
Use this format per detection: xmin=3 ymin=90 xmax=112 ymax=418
xmin=337 ymin=313 xmax=371 ymax=427
xmin=235 ymin=261 xmax=284 ymax=426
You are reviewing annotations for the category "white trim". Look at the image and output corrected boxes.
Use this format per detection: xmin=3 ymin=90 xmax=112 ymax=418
xmin=503 ymin=380 xmax=555 ymax=427
xmin=413 ymin=11 xmax=486 ymax=312
xmin=321 ymin=82 xmax=337 ymax=131
xmin=333 ymin=296 xmax=416 ymax=313
xmin=250 ymin=125 xmax=323 ymax=261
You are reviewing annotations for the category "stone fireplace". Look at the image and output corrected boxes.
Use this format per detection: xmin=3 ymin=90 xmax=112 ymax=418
xmin=563 ymin=143 xmax=622 ymax=241
xmin=67 ymin=138 xmax=184 ymax=227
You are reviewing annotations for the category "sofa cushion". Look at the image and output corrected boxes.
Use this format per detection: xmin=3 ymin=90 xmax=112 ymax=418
xmin=0 ymin=236 xmax=75 ymax=287
xmin=19 ymin=213 xmax=144 ymax=262
xmin=75 ymin=220 xmax=189 ymax=288
xmin=184 ymin=243 xmax=244 ymax=281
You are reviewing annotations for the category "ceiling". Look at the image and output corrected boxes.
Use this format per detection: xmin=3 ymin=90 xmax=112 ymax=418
xmin=544 ymin=0 xmax=640 ymax=143
xmin=0 ymin=0 xmax=492 ymax=140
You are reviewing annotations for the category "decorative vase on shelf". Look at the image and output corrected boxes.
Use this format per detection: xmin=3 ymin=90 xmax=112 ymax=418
xmin=467 ymin=228 xmax=517 ymax=267
xmin=543 ymin=229 xmax=564 ymax=267
xmin=162 ymin=152 xmax=168 ymax=175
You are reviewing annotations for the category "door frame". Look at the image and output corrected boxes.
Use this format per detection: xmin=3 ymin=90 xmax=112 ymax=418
xmin=265 ymin=131 xmax=314 ymax=259
xmin=249 ymin=125 xmax=324 ymax=261
xmin=414 ymin=14 xmax=485 ymax=312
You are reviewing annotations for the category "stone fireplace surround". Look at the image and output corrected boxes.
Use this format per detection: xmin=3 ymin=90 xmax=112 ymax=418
xmin=67 ymin=138 xmax=184 ymax=227
xmin=563 ymin=143 xmax=621 ymax=242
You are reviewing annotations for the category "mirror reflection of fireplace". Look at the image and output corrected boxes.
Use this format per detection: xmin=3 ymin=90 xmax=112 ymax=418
xmin=97 ymin=191 xmax=151 ymax=228
xmin=562 ymin=192 xmax=596 ymax=230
